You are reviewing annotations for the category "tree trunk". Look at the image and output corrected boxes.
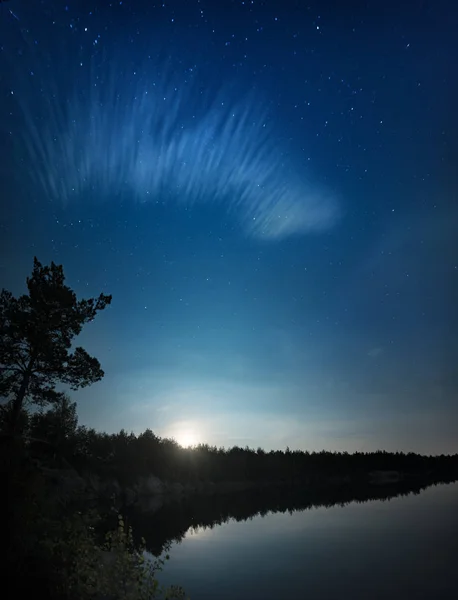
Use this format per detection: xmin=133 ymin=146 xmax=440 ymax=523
xmin=9 ymin=369 xmax=31 ymax=436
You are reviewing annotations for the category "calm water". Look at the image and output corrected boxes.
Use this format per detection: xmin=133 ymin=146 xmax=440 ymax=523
xmin=157 ymin=482 xmax=458 ymax=600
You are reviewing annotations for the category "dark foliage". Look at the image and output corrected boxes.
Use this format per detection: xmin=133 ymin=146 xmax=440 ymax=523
xmin=67 ymin=425 xmax=458 ymax=488
xmin=0 ymin=257 xmax=111 ymax=434
xmin=3 ymin=258 xmax=457 ymax=597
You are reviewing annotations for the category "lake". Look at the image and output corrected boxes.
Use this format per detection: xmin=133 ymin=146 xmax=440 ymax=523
xmin=151 ymin=481 xmax=458 ymax=599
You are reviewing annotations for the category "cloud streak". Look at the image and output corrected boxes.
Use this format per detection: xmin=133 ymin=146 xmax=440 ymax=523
xmin=10 ymin=36 xmax=338 ymax=240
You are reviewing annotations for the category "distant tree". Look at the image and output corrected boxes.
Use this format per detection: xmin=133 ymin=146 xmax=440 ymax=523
xmin=0 ymin=257 xmax=111 ymax=435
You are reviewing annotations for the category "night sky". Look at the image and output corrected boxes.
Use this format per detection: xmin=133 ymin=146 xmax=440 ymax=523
xmin=1 ymin=0 xmax=457 ymax=454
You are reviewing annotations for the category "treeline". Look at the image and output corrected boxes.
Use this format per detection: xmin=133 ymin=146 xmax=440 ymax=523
xmin=2 ymin=258 xmax=457 ymax=598
xmin=26 ymin=397 xmax=458 ymax=487
xmin=1 ymin=258 xmax=187 ymax=599
xmin=4 ymin=257 xmax=457 ymax=494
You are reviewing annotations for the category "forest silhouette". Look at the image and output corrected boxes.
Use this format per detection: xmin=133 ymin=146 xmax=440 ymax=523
xmin=2 ymin=258 xmax=458 ymax=599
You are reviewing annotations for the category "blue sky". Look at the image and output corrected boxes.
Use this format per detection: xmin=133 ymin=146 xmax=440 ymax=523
xmin=1 ymin=0 xmax=457 ymax=453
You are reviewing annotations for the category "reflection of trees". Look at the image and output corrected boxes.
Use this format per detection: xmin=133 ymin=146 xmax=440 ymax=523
xmin=125 ymin=478 xmax=457 ymax=556
xmin=67 ymin=427 xmax=457 ymax=555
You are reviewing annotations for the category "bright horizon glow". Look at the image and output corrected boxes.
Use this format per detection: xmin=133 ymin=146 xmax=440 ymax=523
xmin=176 ymin=430 xmax=201 ymax=448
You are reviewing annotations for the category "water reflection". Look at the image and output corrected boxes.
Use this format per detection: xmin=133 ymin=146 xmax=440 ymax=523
xmin=157 ymin=482 xmax=458 ymax=600
xmin=124 ymin=475 xmax=457 ymax=555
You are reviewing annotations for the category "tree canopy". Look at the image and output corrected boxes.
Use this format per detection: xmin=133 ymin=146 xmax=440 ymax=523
xmin=0 ymin=257 xmax=111 ymax=434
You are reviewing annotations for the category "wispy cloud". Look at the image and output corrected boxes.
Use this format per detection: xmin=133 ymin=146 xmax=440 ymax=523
xmin=10 ymin=38 xmax=339 ymax=240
